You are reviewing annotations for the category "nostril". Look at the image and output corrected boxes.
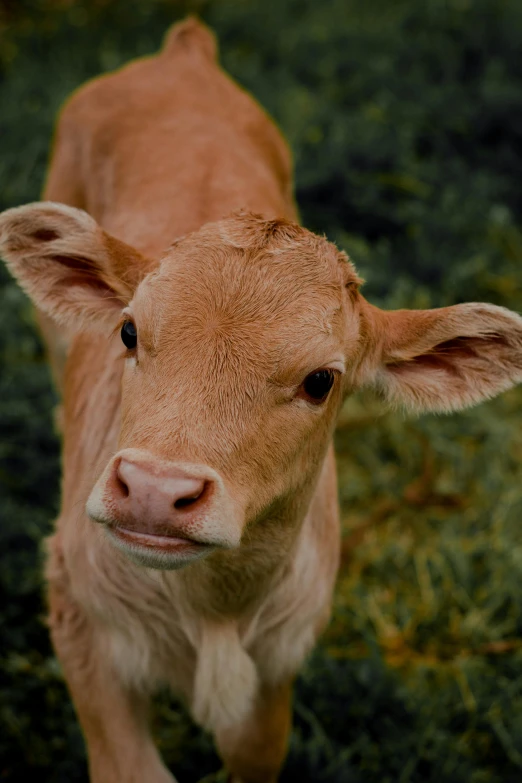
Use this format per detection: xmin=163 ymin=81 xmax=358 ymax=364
xmin=173 ymin=481 xmax=208 ymax=510
xmin=174 ymin=496 xmax=198 ymax=509
xmin=114 ymin=465 xmax=130 ymax=499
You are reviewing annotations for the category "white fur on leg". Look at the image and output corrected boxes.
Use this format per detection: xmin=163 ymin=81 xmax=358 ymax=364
xmin=191 ymin=621 xmax=258 ymax=733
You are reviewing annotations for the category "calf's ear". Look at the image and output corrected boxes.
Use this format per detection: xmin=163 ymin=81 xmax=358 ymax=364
xmin=0 ymin=202 xmax=151 ymax=332
xmin=356 ymin=299 xmax=522 ymax=413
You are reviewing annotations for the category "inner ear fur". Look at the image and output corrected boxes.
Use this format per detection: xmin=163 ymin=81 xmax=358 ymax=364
xmin=0 ymin=202 xmax=152 ymax=331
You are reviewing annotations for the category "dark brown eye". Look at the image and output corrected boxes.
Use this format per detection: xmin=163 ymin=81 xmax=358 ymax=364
xmin=301 ymin=369 xmax=335 ymax=404
xmin=121 ymin=320 xmax=137 ymax=350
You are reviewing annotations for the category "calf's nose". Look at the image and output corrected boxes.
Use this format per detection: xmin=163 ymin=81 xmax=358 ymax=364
xmin=108 ymin=457 xmax=211 ymax=531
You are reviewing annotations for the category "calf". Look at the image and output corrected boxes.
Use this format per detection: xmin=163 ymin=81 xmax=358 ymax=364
xmin=2 ymin=17 xmax=522 ymax=783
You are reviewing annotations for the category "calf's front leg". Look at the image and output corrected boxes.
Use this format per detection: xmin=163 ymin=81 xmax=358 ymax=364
xmin=214 ymin=680 xmax=293 ymax=783
xmin=47 ymin=573 xmax=175 ymax=783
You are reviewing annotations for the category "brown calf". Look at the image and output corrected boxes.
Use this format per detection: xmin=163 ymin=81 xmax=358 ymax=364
xmin=2 ymin=17 xmax=522 ymax=783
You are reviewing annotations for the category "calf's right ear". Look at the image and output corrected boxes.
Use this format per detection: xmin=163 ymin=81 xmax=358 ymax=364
xmin=0 ymin=202 xmax=151 ymax=332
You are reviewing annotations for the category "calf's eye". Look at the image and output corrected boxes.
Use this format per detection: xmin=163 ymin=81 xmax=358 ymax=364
xmin=121 ymin=320 xmax=137 ymax=350
xmin=301 ymin=369 xmax=335 ymax=404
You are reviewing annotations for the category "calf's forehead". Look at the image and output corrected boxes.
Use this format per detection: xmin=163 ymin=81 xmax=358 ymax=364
xmin=131 ymin=219 xmax=354 ymax=363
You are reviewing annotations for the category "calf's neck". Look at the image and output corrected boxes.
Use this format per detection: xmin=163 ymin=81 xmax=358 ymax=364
xmin=2 ymin=17 xmax=522 ymax=783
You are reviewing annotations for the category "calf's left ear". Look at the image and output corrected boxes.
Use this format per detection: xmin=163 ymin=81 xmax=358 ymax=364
xmin=0 ymin=201 xmax=151 ymax=332
xmin=355 ymin=299 xmax=522 ymax=413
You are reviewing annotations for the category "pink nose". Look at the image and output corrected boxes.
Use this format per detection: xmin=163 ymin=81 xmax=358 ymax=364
xmin=106 ymin=457 xmax=212 ymax=535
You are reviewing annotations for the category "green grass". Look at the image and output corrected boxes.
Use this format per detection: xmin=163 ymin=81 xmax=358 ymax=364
xmin=1 ymin=1 xmax=522 ymax=780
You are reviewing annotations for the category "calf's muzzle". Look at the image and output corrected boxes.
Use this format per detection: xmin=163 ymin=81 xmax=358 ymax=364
xmin=86 ymin=449 xmax=242 ymax=569
xmin=112 ymin=458 xmax=210 ymax=530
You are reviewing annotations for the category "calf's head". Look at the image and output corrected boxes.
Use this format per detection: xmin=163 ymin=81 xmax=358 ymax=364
xmin=2 ymin=202 xmax=522 ymax=569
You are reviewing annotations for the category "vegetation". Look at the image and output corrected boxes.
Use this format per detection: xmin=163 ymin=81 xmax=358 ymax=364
xmin=1 ymin=0 xmax=522 ymax=780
